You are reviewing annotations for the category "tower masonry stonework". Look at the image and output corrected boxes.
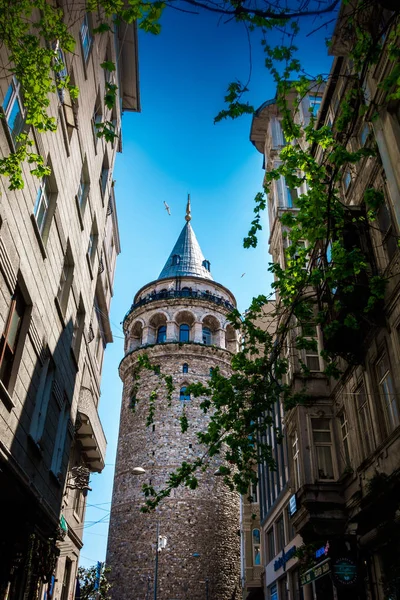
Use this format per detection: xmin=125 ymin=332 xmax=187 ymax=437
xmin=107 ymin=201 xmax=241 ymax=600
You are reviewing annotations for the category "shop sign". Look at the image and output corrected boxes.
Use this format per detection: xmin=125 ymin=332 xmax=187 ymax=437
xmin=274 ymin=545 xmax=297 ymax=572
xmin=315 ymin=541 xmax=330 ymax=559
xmin=300 ymin=558 xmax=331 ymax=586
xmin=332 ymin=557 xmax=358 ymax=587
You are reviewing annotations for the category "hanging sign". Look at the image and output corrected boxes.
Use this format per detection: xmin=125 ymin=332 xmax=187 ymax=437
xmin=332 ymin=557 xmax=358 ymax=587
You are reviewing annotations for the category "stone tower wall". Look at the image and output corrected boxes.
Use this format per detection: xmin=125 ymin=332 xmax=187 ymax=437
xmin=107 ymin=298 xmax=241 ymax=600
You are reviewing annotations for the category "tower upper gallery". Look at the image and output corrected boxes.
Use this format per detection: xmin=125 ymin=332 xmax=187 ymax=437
xmin=122 ymin=198 xmax=238 ymax=354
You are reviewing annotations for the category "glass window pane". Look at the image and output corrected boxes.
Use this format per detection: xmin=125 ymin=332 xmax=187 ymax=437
xmin=179 ymin=324 xmax=190 ymax=342
xmin=316 ymin=446 xmax=334 ymax=479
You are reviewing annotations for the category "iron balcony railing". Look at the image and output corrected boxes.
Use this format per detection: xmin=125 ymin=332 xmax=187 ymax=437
xmin=124 ymin=289 xmax=235 ymax=322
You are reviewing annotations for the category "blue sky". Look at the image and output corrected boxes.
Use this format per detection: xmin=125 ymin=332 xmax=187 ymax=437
xmin=79 ymin=7 xmax=335 ymax=568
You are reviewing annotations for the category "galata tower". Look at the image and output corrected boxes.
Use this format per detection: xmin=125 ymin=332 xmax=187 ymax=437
xmin=106 ymin=198 xmax=240 ymax=600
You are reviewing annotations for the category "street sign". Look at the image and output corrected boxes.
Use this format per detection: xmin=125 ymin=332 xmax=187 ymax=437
xmin=300 ymin=558 xmax=331 ymax=586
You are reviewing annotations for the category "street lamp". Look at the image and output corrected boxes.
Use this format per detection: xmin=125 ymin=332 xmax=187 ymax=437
xmin=132 ymin=467 xmax=166 ymax=600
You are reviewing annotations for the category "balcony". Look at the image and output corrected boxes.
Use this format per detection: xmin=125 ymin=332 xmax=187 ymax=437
xmin=124 ymin=289 xmax=235 ymax=322
xmin=76 ymin=386 xmax=106 ymax=472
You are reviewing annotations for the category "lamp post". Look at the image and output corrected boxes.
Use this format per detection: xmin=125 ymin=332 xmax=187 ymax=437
xmin=154 ymin=521 xmax=159 ymax=600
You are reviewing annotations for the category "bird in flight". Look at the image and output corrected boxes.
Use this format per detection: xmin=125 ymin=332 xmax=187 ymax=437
xmin=241 ymin=273 xmax=246 ymax=278
xmin=163 ymin=201 xmax=171 ymax=215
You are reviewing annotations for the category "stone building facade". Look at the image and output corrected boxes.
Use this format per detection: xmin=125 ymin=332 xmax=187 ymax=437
xmin=250 ymin=5 xmax=400 ymax=600
xmin=0 ymin=4 xmax=139 ymax=599
xmin=107 ymin=201 xmax=241 ymax=600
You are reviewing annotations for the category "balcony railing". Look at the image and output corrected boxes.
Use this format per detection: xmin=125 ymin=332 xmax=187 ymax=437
xmin=124 ymin=289 xmax=235 ymax=321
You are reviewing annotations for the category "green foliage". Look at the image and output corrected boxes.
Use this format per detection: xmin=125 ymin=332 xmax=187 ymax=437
xmin=130 ymin=1 xmax=400 ymax=511
xmin=78 ymin=564 xmax=112 ymax=600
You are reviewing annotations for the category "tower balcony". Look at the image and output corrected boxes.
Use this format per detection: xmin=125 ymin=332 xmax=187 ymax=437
xmin=124 ymin=288 xmax=235 ymax=322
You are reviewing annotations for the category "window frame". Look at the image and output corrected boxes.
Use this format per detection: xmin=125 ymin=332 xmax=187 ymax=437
xmin=156 ymin=325 xmax=167 ymax=344
xmin=202 ymin=326 xmax=212 ymax=345
xmin=252 ymin=528 xmax=261 ymax=566
xmin=33 ymin=177 xmax=50 ymax=237
xmin=0 ymin=288 xmax=26 ymax=393
xmin=355 ymin=380 xmax=374 ymax=459
xmin=80 ymin=14 xmax=93 ymax=64
xmin=339 ymin=411 xmax=351 ymax=466
xmin=311 ymin=418 xmax=336 ymax=480
xmin=292 ymin=430 xmax=301 ymax=490
xmin=179 ymin=386 xmax=190 ymax=402
xmin=2 ymin=76 xmax=25 ymax=145
xmin=376 ymin=351 xmax=399 ymax=433
xmin=56 ymin=244 xmax=74 ymax=318
xmin=179 ymin=323 xmax=190 ymax=343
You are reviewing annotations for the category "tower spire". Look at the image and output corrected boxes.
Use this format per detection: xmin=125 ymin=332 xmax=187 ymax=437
xmin=185 ymin=193 xmax=191 ymax=222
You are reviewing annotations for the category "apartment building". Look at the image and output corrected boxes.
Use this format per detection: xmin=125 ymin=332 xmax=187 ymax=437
xmin=0 ymin=4 xmax=139 ymax=599
xmin=250 ymin=5 xmax=400 ymax=600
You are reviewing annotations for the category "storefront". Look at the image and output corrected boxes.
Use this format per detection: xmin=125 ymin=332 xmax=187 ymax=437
xmin=265 ymin=534 xmax=304 ymax=600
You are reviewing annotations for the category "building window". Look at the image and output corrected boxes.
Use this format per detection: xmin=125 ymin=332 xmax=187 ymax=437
xmin=180 ymin=387 xmax=190 ymax=401
xmin=92 ymin=92 xmax=103 ymax=143
xmin=0 ymin=288 xmax=26 ymax=390
xmin=2 ymin=77 xmax=24 ymax=144
xmin=269 ymin=584 xmax=278 ymax=600
xmin=202 ymin=259 xmax=210 ymax=271
xmin=80 ymin=14 xmax=93 ymax=63
xmin=360 ymin=123 xmax=370 ymax=146
xmin=73 ymin=488 xmax=84 ymax=519
xmin=267 ymin=528 xmax=275 ymax=562
xmin=376 ymin=352 xmax=399 ymax=432
xmin=311 ymin=418 xmax=335 ymax=480
xmin=156 ymin=326 xmax=166 ymax=344
xmin=54 ymin=46 xmax=68 ymax=101
xmin=100 ymin=156 xmax=109 ymax=197
xmin=309 ymin=95 xmax=322 ymax=117
xmin=251 ymin=482 xmax=258 ymax=503
xmin=57 ymin=244 xmax=74 ymax=317
xmin=292 ymin=431 xmax=301 ymax=490
xmin=301 ymin=323 xmax=320 ymax=371
xmin=286 ymin=183 xmax=299 ymax=208
xmin=276 ymin=515 xmax=285 ymax=553
xmin=202 ymin=327 xmax=212 ymax=345
xmin=77 ymin=167 xmax=89 ymax=214
xmin=34 ymin=178 xmax=50 ymax=236
xmin=252 ymin=529 xmax=261 ymax=565
xmin=29 ymin=357 xmax=55 ymax=446
xmin=51 ymin=398 xmax=70 ymax=478
xmin=376 ymin=195 xmax=398 ymax=263
xmin=87 ymin=221 xmax=98 ymax=266
xmin=182 ymin=363 xmax=188 ymax=373
xmin=172 ymin=254 xmax=180 ymax=265
xmin=72 ymin=300 xmax=85 ymax=360
xmin=60 ymin=557 xmax=73 ymax=600
xmin=344 ymin=170 xmax=352 ymax=192
xmin=356 ymin=381 xmax=373 ymax=458
xmin=339 ymin=412 xmax=351 ymax=466
xmin=179 ymin=324 xmax=190 ymax=343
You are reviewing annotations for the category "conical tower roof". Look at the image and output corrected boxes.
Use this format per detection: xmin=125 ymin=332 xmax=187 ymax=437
xmin=158 ymin=196 xmax=213 ymax=281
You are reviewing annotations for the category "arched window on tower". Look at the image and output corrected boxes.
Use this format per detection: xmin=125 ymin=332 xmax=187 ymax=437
xmin=202 ymin=259 xmax=210 ymax=271
xmin=172 ymin=254 xmax=180 ymax=265
xmin=182 ymin=363 xmax=189 ymax=374
xmin=179 ymin=324 xmax=190 ymax=342
xmin=181 ymin=287 xmax=190 ymax=297
xmin=156 ymin=325 xmax=166 ymax=343
xmin=180 ymin=387 xmax=190 ymax=401
xmin=202 ymin=327 xmax=212 ymax=345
